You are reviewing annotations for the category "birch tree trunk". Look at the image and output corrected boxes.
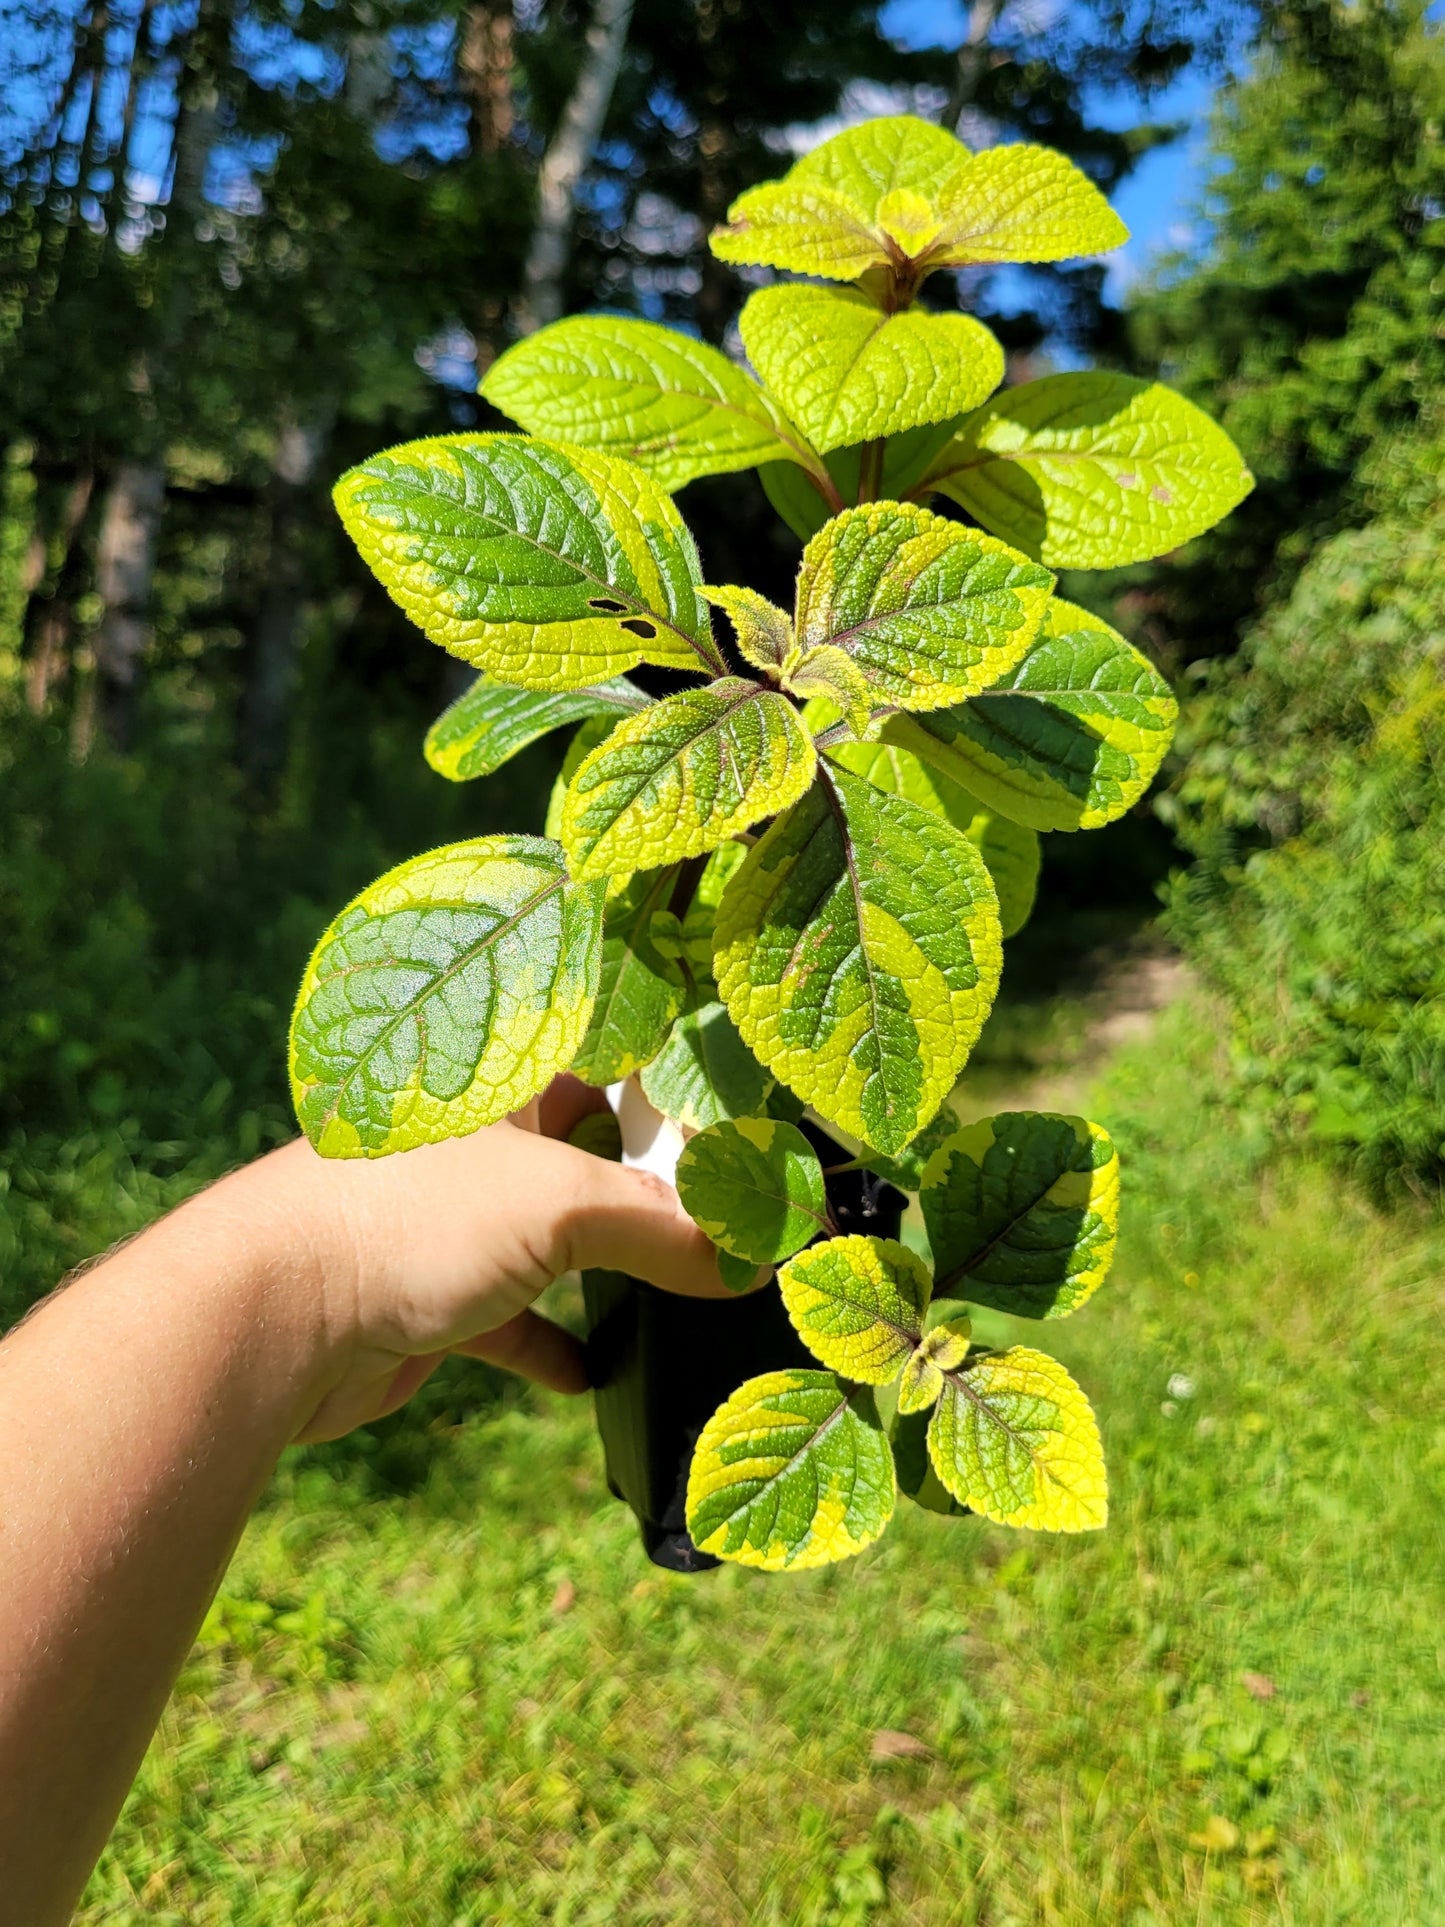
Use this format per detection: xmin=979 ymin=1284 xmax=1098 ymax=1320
xmin=514 ymin=0 xmax=634 ymax=334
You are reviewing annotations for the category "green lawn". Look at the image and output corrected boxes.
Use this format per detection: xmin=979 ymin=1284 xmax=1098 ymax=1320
xmin=76 ymin=998 xmax=1445 ymax=1925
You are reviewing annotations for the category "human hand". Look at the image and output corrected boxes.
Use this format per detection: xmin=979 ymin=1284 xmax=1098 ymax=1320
xmin=218 ymin=1077 xmax=729 ymax=1442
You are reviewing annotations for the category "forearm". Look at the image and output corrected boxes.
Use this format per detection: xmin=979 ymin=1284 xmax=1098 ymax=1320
xmin=0 ymin=1161 xmax=335 ymax=1927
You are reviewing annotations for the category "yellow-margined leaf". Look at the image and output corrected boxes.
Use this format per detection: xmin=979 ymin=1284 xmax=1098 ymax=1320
xmin=425 ymin=673 xmax=648 ymax=783
xmin=715 ymin=766 xmax=1002 ymax=1155
xmin=920 ymin=1110 xmax=1119 ymax=1318
xmin=705 ymin=584 xmax=793 ymax=670
xmin=334 ymin=435 xmax=722 ymax=688
xmin=560 ymin=676 xmax=816 ymax=880
xmin=289 ymin=836 xmax=604 ymax=1158
xmin=778 ymin=1235 xmax=929 ymax=1383
xmin=927 ymin=1346 xmax=1107 ymax=1531
xmin=686 ymin=1369 xmax=896 ymax=1569
xmin=794 ymin=501 xmax=1053 ymax=713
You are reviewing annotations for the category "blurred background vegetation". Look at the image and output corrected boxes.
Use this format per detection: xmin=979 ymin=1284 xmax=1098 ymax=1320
xmin=2 ymin=1 xmax=1443 ymax=1920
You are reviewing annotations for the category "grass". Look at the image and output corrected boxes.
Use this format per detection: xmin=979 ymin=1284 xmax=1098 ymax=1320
xmin=50 ymin=994 xmax=1445 ymax=1924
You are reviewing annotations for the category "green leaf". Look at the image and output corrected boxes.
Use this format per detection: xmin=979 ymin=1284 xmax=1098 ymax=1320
xmin=566 ymin=1109 xmax=623 ymax=1161
xmin=569 ymin=879 xmax=687 ymax=1086
xmin=795 ymin=502 xmax=1053 ymax=712
xmin=679 ymin=839 xmax=749 ymax=982
xmin=925 ymin=373 xmax=1254 ymax=568
xmin=544 ymin=715 xmax=616 ymax=841
xmin=741 ymin=286 xmax=1003 ymax=453
xmin=896 ymin=1318 xmax=971 ymax=1416
xmin=639 ymin=999 xmax=769 ymax=1129
xmin=890 ymin=1406 xmax=969 ymax=1517
xmin=824 ymin=736 xmax=1040 ymax=938
xmin=676 ymin=1116 xmax=827 ymax=1264
xmin=715 ymin=766 xmax=1003 ymax=1155
xmin=920 ymin=1110 xmax=1120 ymax=1318
xmin=479 ymin=314 xmax=823 ymax=493
xmin=289 ymin=836 xmax=604 ymax=1158
xmin=425 ymin=674 xmax=648 ymax=783
xmin=560 ymin=676 xmax=817 ymax=880
xmin=759 ymin=460 xmax=834 ymax=542
xmin=928 ymin=143 xmax=1129 ymax=267
xmin=927 ymin=1346 xmax=1108 ymax=1531
xmin=686 ymin=1369 xmax=896 ymax=1569
xmin=334 ymin=434 xmax=721 ymax=688
xmin=704 ymin=584 xmax=793 ymax=670
xmin=718 ymin=1249 xmax=766 ymax=1294
xmin=857 ymin=1103 xmax=962 ymax=1193
xmin=710 ymin=120 xmax=1125 ymax=284
xmin=881 ymin=598 xmax=1177 ymax=832
xmin=778 ymin=1234 xmax=929 ymax=1384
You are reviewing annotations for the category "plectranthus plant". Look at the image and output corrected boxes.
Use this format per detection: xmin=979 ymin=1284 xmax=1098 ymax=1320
xmin=290 ymin=115 xmax=1251 ymax=1571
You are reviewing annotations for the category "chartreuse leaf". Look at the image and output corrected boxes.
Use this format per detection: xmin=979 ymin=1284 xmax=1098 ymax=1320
xmin=925 ymin=373 xmax=1254 ymax=568
xmin=711 ymin=119 xmax=1125 ymax=285
xmin=740 ymin=286 xmax=1003 ymax=453
xmin=560 ymin=677 xmax=816 ymax=880
xmin=795 ymin=502 xmax=1053 ymax=713
xmin=686 ymin=1369 xmax=895 ymax=1570
xmin=639 ymin=999 xmax=768 ymax=1129
xmin=569 ymin=876 xmax=687 ymax=1086
xmin=290 ymin=836 xmax=604 ymax=1158
xmin=715 ymin=766 xmax=1003 ymax=1156
xmin=479 ymin=314 xmax=824 ymax=493
xmin=882 ymin=599 xmax=1177 ymax=832
xmin=425 ymin=674 xmax=647 ymax=783
xmin=920 ymin=1110 xmax=1119 ymax=1318
xmin=676 ymin=1117 xmax=827 ymax=1264
xmin=927 ymin=1347 xmax=1108 ymax=1531
xmin=896 ymin=1317 xmax=971 ymax=1416
xmin=784 ymin=645 xmax=875 ymax=736
xmin=825 ymin=735 xmax=1040 ymax=938
xmin=334 ymin=435 xmax=721 ymax=688
xmin=929 ymin=143 xmax=1128 ymax=267
xmin=778 ymin=1234 xmax=929 ymax=1384
xmin=704 ymin=585 xmax=793 ymax=670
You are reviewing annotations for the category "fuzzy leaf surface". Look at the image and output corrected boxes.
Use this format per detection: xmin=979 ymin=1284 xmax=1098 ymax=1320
xmin=290 ymin=836 xmax=604 ymax=1158
xmin=927 ymin=1347 xmax=1107 ymax=1530
xmin=929 ymin=143 xmax=1128 ymax=266
xmin=882 ymin=599 xmax=1177 ymax=831
xmin=686 ymin=1369 xmax=895 ymax=1570
xmin=704 ymin=585 xmax=793 ymax=670
xmin=639 ymin=1000 xmax=769 ymax=1130
xmin=920 ymin=1110 xmax=1119 ymax=1318
xmin=896 ymin=1320 xmax=970 ymax=1415
xmin=795 ymin=502 xmax=1053 ymax=713
xmin=676 ymin=1117 xmax=827 ymax=1264
xmin=825 ymin=735 xmax=1040 ymax=938
xmin=560 ymin=677 xmax=816 ymax=880
xmin=334 ymin=435 xmax=718 ymax=687
xmin=926 ymin=374 xmax=1254 ymax=568
xmin=778 ymin=1234 xmax=929 ymax=1384
xmin=479 ymin=315 xmax=819 ymax=492
xmin=741 ymin=286 xmax=1003 ymax=453
xmin=569 ymin=883 xmax=686 ymax=1086
xmin=715 ymin=767 xmax=1002 ymax=1155
xmin=424 ymin=674 xmax=647 ymax=783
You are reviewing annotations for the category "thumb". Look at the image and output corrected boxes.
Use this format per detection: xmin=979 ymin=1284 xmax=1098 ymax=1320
xmin=553 ymin=1146 xmax=745 ymax=1300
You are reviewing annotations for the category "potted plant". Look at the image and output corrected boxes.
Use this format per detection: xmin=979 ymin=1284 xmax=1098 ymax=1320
xmin=289 ymin=115 xmax=1251 ymax=1572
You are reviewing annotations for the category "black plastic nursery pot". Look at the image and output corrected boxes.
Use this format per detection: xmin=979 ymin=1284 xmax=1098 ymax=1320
xmin=581 ymin=1120 xmax=905 ymax=1572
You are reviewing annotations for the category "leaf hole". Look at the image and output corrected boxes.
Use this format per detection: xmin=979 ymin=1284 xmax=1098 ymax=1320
xmin=588 ymin=597 xmax=629 ymax=614
xmin=621 ymin=618 xmax=657 ymax=639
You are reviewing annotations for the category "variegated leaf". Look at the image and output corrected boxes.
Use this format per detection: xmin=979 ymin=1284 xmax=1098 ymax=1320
xmin=676 ymin=1117 xmax=828 ymax=1264
xmin=425 ymin=674 xmax=647 ymax=783
xmin=778 ymin=1234 xmax=929 ymax=1384
xmin=927 ymin=1347 xmax=1108 ymax=1531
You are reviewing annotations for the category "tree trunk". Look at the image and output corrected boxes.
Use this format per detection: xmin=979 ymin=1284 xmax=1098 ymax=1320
xmin=90 ymin=459 xmax=164 ymax=748
xmin=514 ymin=0 xmax=634 ymax=334
xmin=461 ymin=1 xmax=515 ymax=154
xmin=943 ymin=0 xmax=1003 ymax=133
xmin=23 ymin=464 xmax=95 ymax=715
xmin=239 ymin=422 xmax=327 ymax=790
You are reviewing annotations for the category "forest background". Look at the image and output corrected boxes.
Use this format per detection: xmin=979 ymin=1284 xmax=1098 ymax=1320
xmin=1 ymin=1 xmax=1443 ymax=1921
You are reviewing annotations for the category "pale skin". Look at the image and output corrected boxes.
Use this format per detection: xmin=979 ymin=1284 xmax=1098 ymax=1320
xmin=0 ymin=1077 xmax=730 ymax=1927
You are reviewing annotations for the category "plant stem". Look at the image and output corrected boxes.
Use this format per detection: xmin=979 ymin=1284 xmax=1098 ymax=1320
xmin=857 ymin=438 xmax=885 ymax=503
xmin=666 ymin=853 xmax=710 ymax=921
